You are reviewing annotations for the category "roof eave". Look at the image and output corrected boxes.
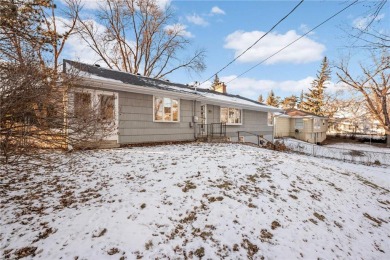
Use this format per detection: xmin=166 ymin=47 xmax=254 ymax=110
xmin=78 ymin=77 xmax=201 ymax=100
xmin=195 ymin=96 xmax=281 ymax=112
xmin=76 ymin=77 xmax=283 ymax=112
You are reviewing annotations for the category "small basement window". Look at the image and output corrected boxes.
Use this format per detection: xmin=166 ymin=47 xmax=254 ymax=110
xmin=220 ymin=107 xmax=242 ymax=125
xmin=154 ymin=96 xmax=179 ymax=122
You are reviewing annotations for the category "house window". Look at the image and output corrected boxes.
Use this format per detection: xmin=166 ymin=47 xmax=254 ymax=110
xmin=99 ymin=95 xmax=115 ymax=120
xmin=295 ymin=118 xmax=303 ymax=129
xmin=154 ymin=96 xmax=179 ymax=122
xmin=314 ymin=118 xmax=321 ymax=129
xmin=220 ymin=107 xmax=242 ymax=125
xmin=322 ymin=119 xmax=326 ymax=126
xmin=74 ymin=92 xmax=92 ymax=117
xmin=267 ymin=112 xmax=274 ymax=126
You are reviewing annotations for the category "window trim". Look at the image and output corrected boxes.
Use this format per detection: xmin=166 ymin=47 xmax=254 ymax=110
xmin=220 ymin=107 xmax=243 ymax=125
xmin=71 ymin=88 xmax=119 ymax=142
xmin=73 ymin=91 xmax=93 ymax=118
xmin=99 ymin=94 xmax=116 ymax=121
xmin=153 ymin=96 xmax=180 ymax=123
xmin=295 ymin=118 xmax=304 ymax=130
xmin=314 ymin=118 xmax=321 ymax=130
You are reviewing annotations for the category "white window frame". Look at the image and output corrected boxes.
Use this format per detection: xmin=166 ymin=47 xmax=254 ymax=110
xmin=72 ymin=89 xmax=118 ymax=121
xmin=73 ymin=91 xmax=93 ymax=117
xmin=314 ymin=118 xmax=321 ymax=129
xmin=295 ymin=118 xmax=304 ymax=129
xmin=267 ymin=112 xmax=274 ymax=126
xmin=70 ymin=88 xmax=119 ymax=141
xmin=220 ymin=107 xmax=243 ymax=125
xmin=153 ymin=96 xmax=180 ymax=123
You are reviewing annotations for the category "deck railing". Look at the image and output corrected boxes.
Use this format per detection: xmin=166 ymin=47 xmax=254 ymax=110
xmin=198 ymin=123 xmax=226 ymax=138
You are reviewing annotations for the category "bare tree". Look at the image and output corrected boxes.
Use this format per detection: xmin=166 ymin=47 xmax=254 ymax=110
xmin=75 ymin=0 xmax=206 ymax=79
xmin=346 ymin=0 xmax=389 ymax=50
xmin=0 ymin=0 xmax=116 ymax=166
xmin=337 ymin=51 xmax=390 ymax=146
xmin=0 ymin=0 xmax=80 ymax=70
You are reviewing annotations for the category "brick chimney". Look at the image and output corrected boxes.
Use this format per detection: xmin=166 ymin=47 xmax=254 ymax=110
xmin=215 ymin=82 xmax=227 ymax=94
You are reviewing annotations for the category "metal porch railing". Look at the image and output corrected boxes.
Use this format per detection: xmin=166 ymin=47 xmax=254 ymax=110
xmin=197 ymin=123 xmax=226 ymax=138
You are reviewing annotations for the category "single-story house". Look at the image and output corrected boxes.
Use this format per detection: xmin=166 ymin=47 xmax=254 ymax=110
xmin=274 ymin=108 xmax=328 ymax=144
xmin=63 ymin=60 xmax=281 ymax=147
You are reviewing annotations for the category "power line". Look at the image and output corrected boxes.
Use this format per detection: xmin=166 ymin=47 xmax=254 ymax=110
xmin=199 ymin=0 xmax=304 ymax=86
xmin=226 ymin=0 xmax=359 ymax=84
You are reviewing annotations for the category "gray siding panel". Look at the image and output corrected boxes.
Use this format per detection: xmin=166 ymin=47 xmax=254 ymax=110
xmin=118 ymin=92 xmax=196 ymax=144
xmin=209 ymin=107 xmax=274 ymax=140
xmin=117 ymin=91 xmax=274 ymax=144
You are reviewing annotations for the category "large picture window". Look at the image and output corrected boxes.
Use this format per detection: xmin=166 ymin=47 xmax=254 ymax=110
xmin=154 ymin=96 xmax=179 ymax=122
xmin=220 ymin=107 xmax=242 ymax=125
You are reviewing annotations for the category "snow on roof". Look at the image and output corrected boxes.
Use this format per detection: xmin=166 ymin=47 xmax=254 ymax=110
xmin=63 ymin=59 xmax=281 ymax=112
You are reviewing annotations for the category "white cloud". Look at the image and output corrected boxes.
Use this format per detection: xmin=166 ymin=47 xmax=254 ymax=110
xmin=352 ymin=14 xmax=385 ymax=30
xmin=199 ymin=76 xmax=343 ymax=101
xmin=186 ymin=14 xmax=208 ymax=26
xmin=298 ymin=24 xmax=315 ymax=36
xmin=165 ymin=24 xmax=194 ymax=38
xmin=211 ymin=6 xmax=225 ymax=15
xmin=224 ymin=30 xmax=326 ymax=65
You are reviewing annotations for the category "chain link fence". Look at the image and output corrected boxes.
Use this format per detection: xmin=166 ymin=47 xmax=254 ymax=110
xmin=278 ymin=138 xmax=390 ymax=166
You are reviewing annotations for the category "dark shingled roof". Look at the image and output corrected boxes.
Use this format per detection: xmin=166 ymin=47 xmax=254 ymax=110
xmin=63 ymin=59 xmax=269 ymax=107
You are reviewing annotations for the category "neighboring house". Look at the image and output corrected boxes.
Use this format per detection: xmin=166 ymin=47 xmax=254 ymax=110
xmin=274 ymin=109 xmax=328 ymax=144
xmin=328 ymin=117 xmax=385 ymax=136
xmin=63 ymin=60 xmax=281 ymax=147
xmin=327 ymin=102 xmax=385 ymax=136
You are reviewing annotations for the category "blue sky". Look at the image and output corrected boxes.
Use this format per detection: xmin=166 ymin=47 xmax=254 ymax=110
xmin=58 ymin=0 xmax=389 ymax=101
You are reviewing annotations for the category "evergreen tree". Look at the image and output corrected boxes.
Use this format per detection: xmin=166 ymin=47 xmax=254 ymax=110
xmin=297 ymin=90 xmax=304 ymax=109
xmin=281 ymin=95 xmax=298 ymax=109
xmin=257 ymin=94 xmax=264 ymax=103
xmin=210 ymin=74 xmax=220 ymax=90
xmin=300 ymin=57 xmax=331 ymax=115
xmin=266 ymin=90 xmax=280 ymax=107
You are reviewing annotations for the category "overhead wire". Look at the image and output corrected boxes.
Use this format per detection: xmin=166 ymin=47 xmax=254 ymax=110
xmin=226 ymin=0 xmax=359 ymax=84
xmin=199 ymin=0 xmax=305 ymax=86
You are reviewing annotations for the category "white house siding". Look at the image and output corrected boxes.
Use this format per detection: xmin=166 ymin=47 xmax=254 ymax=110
xmin=274 ymin=117 xmax=290 ymax=137
xmin=118 ymin=92 xmax=198 ymax=144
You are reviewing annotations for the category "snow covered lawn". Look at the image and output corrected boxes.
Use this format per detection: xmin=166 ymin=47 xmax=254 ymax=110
xmin=323 ymin=142 xmax=390 ymax=153
xmin=1 ymin=143 xmax=389 ymax=259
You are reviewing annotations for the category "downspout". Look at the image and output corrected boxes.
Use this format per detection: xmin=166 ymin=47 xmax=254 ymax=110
xmin=193 ymin=100 xmax=197 ymax=140
xmin=272 ymin=114 xmax=275 ymax=143
xmin=193 ymin=82 xmax=198 ymax=140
